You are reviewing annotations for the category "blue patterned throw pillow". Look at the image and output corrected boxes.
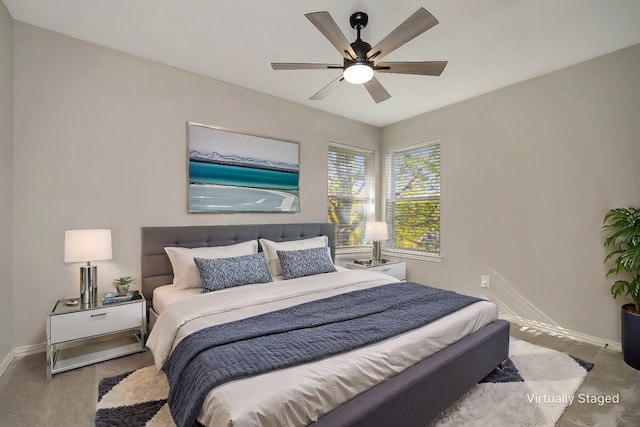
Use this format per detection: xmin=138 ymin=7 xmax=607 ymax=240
xmin=194 ymin=253 xmax=272 ymax=292
xmin=277 ymin=246 xmax=337 ymax=280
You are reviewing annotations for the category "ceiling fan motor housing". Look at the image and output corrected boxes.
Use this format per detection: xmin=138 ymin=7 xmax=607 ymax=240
xmin=348 ymin=40 xmax=372 ymax=65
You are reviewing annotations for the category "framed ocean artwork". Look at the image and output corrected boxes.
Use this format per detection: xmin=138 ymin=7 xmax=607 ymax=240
xmin=187 ymin=123 xmax=300 ymax=213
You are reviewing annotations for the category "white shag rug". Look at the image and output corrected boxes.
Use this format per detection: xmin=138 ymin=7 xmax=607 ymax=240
xmin=96 ymin=339 xmax=591 ymax=427
xmin=429 ymin=339 xmax=592 ymax=427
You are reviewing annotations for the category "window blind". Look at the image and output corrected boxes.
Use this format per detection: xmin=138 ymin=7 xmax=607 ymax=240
xmin=386 ymin=141 xmax=441 ymax=255
xmin=328 ymin=144 xmax=374 ymax=249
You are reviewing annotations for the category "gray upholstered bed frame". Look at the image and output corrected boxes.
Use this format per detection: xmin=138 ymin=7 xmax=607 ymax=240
xmin=140 ymin=223 xmax=509 ymax=427
xmin=141 ymin=223 xmax=335 ymax=309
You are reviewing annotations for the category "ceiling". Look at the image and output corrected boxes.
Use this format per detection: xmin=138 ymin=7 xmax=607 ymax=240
xmin=5 ymin=0 xmax=640 ymax=127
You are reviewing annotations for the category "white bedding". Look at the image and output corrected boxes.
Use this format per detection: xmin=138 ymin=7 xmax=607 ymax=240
xmin=150 ymin=276 xmax=306 ymax=330
xmin=146 ymin=269 xmax=498 ymax=427
xmin=151 ymin=265 xmax=350 ymax=314
xmin=152 ymin=284 xmax=201 ymax=314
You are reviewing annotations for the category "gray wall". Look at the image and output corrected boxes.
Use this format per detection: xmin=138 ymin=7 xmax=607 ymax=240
xmin=0 ymin=1 xmax=14 ymax=363
xmin=382 ymin=44 xmax=640 ymax=344
xmin=6 ymin=18 xmax=640 ymax=350
xmin=12 ymin=22 xmax=380 ymax=347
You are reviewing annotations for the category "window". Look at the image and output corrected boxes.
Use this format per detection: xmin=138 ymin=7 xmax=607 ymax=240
xmin=328 ymin=144 xmax=374 ymax=251
xmin=385 ymin=141 xmax=440 ymax=256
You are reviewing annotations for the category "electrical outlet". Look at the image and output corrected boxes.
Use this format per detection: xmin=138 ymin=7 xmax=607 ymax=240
xmin=481 ymin=275 xmax=490 ymax=288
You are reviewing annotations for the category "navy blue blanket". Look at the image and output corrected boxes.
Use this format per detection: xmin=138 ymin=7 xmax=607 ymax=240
xmin=163 ymin=281 xmax=483 ymax=427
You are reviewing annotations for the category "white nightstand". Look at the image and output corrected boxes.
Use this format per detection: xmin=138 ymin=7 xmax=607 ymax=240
xmin=46 ymin=296 xmax=146 ymax=379
xmin=346 ymin=259 xmax=407 ymax=281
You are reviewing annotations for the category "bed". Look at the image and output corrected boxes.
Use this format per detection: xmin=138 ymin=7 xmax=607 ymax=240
xmin=141 ymin=223 xmax=509 ymax=427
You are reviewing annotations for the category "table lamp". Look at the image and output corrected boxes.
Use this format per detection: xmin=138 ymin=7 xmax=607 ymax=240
xmin=64 ymin=229 xmax=112 ymax=307
xmin=364 ymin=221 xmax=388 ymax=265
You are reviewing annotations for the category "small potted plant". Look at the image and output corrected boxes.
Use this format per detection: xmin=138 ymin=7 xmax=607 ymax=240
xmin=113 ymin=276 xmax=135 ymax=297
xmin=603 ymin=207 xmax=640 ymax=370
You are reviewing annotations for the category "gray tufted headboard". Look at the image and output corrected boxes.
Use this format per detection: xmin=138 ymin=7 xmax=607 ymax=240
xmin=140 ymin=223 xmax=336 ymax=308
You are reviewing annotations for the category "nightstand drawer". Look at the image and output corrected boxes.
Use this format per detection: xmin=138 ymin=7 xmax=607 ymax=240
xmin=346 ymin=260 xmax=407 ymax=280
xmin=49 ymin=302 xmax=142 ymax=344
xmin=370 ymin=262 xmax=406 ymax=280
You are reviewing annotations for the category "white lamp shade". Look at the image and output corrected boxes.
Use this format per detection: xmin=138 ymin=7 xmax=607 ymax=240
xmin=64 ymin=229 xmax=113 ymax=262
xmin=343 ymin=63 xmax=374 ymax=84
xmin=364 ymin=221 xmax=388 ymax=241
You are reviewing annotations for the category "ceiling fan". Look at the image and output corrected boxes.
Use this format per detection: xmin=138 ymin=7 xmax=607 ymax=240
xmin=271 ymin=8 xmax=447 ymax=103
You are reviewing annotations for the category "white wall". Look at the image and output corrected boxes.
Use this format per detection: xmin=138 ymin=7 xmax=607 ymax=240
xmin=12 ymin=22 xmax=380 ymax=347
xmin=0 ymin=1 xmax=14 ymax=363
xmin=382 ymin=44 xmax=640 ymax=344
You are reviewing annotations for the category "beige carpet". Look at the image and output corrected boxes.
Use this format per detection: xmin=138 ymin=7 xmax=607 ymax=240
xmin=95 ymin=339 xmax=592 ymax=427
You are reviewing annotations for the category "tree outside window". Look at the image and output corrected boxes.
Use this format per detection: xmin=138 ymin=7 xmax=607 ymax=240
xmin=328 ymin=144 xmax=374 ymax=250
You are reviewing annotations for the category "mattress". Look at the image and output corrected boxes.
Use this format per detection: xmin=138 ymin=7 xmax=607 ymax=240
xmin=152 ymin=284 xmax=201 ymax=314
xmin=146 ymin=269 xmax=498 ymax=427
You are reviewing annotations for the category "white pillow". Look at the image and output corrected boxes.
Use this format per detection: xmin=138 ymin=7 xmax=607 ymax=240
xmin=165 ymin=240 xmax=258 ymax=289
xmin=259 ymin=236 xmax=329 ymax=278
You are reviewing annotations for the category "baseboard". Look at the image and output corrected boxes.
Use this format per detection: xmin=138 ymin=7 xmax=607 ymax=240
xmin=0 ymin=343 xmax=45 ymax=377
xmin=14 ymin=342 xmax=46 ymax=357
xmin=501 ymin=314 xmax=622 ymax=352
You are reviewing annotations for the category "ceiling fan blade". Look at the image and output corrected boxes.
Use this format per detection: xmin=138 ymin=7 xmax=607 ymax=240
xmin=364 ymin=77 xmax=391 ymax=103
xmin=376 ymin=61 xmax=447 ymax=76
xmin=272 ymin=63 xmax=343 ymax=70
xmin=310 ymin=76 xmax=344 ymax=100
xmin=305 ymin=11 xmax=357 ymax=60
xmin=367 ymin=8 xmax=438 ymax=62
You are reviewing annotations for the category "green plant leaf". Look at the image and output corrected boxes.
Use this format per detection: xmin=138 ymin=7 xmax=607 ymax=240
xmin=606 ymin=267 xmax=620 ymax=277
xmin=604 ymin=248 xmax=623 ymax=264
xmin=611 ymin=280 xmax=630 ymax=298
xmin=617 ymin=246 xmax=640 ymax=272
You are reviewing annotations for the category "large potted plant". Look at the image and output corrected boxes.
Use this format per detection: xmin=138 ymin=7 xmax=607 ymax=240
xmin=603 ymin=207 xmax=640 ymax=369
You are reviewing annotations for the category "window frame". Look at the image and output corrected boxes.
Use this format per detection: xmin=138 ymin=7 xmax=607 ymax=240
xmin=327 ymin=142 xmax=375 ymax=254
xmin=384 ymin=140 xmax=441 ymax=260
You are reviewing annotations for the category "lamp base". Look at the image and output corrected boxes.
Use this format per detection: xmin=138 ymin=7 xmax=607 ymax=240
xmin=80 ymin=264 xmax=98 ymax=307
xmin=372 ymin=241 xmax=383 ymax=266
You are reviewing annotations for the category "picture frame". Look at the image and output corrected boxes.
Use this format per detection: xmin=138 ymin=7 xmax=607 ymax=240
xmin=187 ymin=122 xmax=300 ymax=213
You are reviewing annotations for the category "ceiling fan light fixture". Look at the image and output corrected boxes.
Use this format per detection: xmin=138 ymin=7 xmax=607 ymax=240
xmin=343 ymin=63 xmax=374 ymax=84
